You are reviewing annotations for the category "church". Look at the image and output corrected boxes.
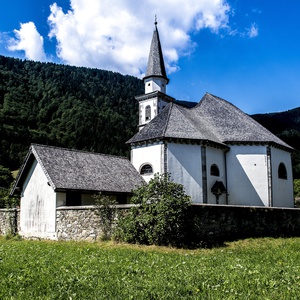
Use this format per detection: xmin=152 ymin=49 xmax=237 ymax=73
xmin=127 ymin=22 xmax=294 ymax=207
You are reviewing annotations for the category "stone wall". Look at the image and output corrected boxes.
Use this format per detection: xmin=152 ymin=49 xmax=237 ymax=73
xmin=56 ymin=206 xmax=102 ymax=241
xmin=190 ymin=204 xmax=300 ymax=243
xmin=1 ymin=205 xmax=300 ymax=243
xmin=0 ymin=209 xmax=20 ymax=235
xmin=56 ymin=205 xmax=131 ymax=241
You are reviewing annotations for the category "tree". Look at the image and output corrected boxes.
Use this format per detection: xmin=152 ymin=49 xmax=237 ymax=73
xmin=115 ymin=173 xmax=191 ymax=247
xmin=0 ymin=165 xmax=14 ymax=208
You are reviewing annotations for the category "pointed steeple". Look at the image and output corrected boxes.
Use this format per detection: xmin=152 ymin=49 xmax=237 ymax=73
xmin=136 ymin=18 xmax=174 ymax=131
xmin=143 ymin=19 xmax=169 ymax=94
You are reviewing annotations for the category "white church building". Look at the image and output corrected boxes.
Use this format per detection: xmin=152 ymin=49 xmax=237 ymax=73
xmin=127 ymin=22 xmax=294 ymax=208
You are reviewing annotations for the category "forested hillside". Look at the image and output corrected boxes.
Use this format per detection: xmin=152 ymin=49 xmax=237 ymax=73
xmin=0 ymin=55 xmax=143 ymax=170
xmin=0 ymin=55 xmax=299 ymax=181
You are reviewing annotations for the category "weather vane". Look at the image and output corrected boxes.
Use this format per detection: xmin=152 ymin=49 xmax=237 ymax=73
xmin=155 ymin=15 xmax=157 ymax=26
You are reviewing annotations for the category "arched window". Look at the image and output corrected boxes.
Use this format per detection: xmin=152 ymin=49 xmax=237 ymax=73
xmin=210 ymin=164 xmax=220 ymax=177
xmin=140 ymin=164 xmax=153 ymax=175
xmin=278 ymin=162 xmax=287 ymax=179
xmin=145 ymin=105 xmax=151 ymax=121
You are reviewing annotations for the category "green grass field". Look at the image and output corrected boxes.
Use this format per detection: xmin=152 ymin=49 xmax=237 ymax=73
xmin=0 ymin=237 xmax=299 ymax=299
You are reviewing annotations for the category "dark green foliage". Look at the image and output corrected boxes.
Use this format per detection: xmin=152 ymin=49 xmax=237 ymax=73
xmin=0 ymin=165 xmax=14 ymax=208
xmin=0 ymin=55 xmax=143 ymax=170
xmin=93 ymin=193 xmax=118 ymax=241
xmin=295 ymin=179 xmax=300 ymax=198
xmin=116 ymin=173 xmax=191 ymax=247
xmin=294 ymin=179 xmax=300 ymax=207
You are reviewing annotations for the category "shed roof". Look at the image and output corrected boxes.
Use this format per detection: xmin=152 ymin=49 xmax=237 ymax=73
xmin=127 ymin=93 xmax=292 ymax=150
xmin=11 ymin=144 xmax=144 ymax=195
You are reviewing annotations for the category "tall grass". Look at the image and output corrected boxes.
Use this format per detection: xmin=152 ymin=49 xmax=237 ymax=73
xmin=0 ymin=237 xmax=299 ymax=299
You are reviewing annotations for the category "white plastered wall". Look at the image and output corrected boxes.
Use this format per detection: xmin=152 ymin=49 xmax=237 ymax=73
xmin=144 ymin=77 xmax=167 ymax=94
xmin=139 ymin=97 xmax=169 ymax=128
xmin=167 ymin=143 xmax=203 ymax=203
xmin=20 ymin=160 xmax=57 ymax=239
xmin=270 ymin=147 xmax=294 ymax=207
xmin=131 ymin=143 xmax=163 ymax=182
xmin=226 ymin=145 xmax=269 ymax=206
xmin=206 ymin=147 xmax=227 ymax=204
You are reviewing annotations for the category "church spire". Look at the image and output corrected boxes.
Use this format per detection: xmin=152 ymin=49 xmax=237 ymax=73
xmin=136 ymin=18 xmax=174 ymax=131
xmin=143 ymin=18 xmax=169 ymax=94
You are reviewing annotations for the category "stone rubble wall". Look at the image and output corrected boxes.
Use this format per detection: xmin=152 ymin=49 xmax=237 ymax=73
xmin=0 ymin=209 xmax=20 ymax=235
xmin=190 ymin=204 xmax=300 ymax=242
xmin=56 ymin=206 xmax=103 ymax=241
xmin=1 ymin=204 xmax=300 ymax=242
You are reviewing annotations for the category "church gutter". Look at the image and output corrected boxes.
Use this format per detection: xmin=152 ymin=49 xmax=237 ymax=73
xmin=267 ymin=146 xmax=273 ymax=207
xmin=224 ymin=149 xmax=229 ymax=205
xmin=201 ymin=146 xmax=207 ymax=203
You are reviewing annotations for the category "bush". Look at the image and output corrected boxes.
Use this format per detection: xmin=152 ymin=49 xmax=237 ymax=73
xmin=93 ymin=193 xmax=118 ymax=241
xmin=294 ymin=179 xmax=300 ymax=198
xmin=115 ymin=173 xmax=191 ymax=247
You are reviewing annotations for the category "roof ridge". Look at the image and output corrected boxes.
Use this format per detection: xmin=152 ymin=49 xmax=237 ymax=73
xmin=31 ymin=143 xmax=129 ymax=160
xmin=172 ymin=104 xmax=204 ymax=133
xmin=162 ymin=102 xmax=175 ymax=136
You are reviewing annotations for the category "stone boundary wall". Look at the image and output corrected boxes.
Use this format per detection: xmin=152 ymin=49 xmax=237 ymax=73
xmin=56 ymin=205 xmax=132 ymax=241
xmin=190 ymin=204 xmax=300 ymax=242
xmin=56 ymin=206 xmax=102 ymax=241
xmin=0 ymin=209 xmax=20 ymax=235
xmin=1 ymin=205 xmax=300 ymax=242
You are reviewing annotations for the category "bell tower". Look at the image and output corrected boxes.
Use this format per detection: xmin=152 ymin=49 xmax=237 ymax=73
xmin=137 ymin=19 xmax=174 ymax=130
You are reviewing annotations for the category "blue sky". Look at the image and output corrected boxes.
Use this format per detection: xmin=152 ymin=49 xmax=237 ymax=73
xmin=0 ymin=0 xmax=299 ymax=114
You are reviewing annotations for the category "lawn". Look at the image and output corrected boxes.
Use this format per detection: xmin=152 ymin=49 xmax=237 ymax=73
xmin=0 ymin=237 xmax=299 ymax=299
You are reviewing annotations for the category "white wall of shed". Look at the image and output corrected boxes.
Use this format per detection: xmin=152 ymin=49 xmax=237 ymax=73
xmin=167 ymin=143 xmax=203 ymax=203
xmin=226 ymin=145 xmax=269 ymax=206
xmin=20 ymin=160 xmax=57 ymax=239
xmin=206 ymin=147 xmax=227 ymax=204
xmin=271 ymin=147 xmax=294 ymax=207
xmin=131 ymin=143 xmax=163 ymax=183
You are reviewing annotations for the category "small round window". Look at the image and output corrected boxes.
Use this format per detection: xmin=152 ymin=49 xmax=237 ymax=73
xmin=140 ymin=164 xmax=153 ymax=175
xmin=278 ymin=162 xmax=287 ymax=179
xmin=210 ymin=164 xmax=220 ymax=177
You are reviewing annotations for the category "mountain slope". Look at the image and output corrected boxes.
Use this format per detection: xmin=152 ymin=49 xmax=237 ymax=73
xmin=0 ymin=55 xmax=143 ymax=169
xmin=0 ymin=55 xmax=299 ymax=177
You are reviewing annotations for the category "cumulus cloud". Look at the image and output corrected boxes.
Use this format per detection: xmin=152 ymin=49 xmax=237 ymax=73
xmin=8 ymin=22 xmax=46 ymax=61
xmin=248 ymin=23 xmax=259 ymax=38
xmin=48 ymin=0 xmax=231 ymax=77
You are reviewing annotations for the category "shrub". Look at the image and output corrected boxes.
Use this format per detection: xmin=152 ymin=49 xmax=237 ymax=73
xmin=93 ymin=193 xmax=118 ymax=241
xmin=115 ymin=173 xmax=191 ymax=247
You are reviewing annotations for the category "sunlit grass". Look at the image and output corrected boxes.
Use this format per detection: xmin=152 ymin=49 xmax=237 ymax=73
xmin=0 ymin=237 xmax=299 ymax=299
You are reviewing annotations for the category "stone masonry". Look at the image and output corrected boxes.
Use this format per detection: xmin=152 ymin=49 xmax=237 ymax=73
xmin=56 ymin=206 xmax=103 ymax=241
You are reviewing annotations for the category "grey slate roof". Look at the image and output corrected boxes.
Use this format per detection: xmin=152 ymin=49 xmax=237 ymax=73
xmin=11 ymin=144 xmax=144 ymax=195
xmin=144 ymin=24 xmax=169 ymax=83
xmin=127 ymin=93 xmax=292 ymax=150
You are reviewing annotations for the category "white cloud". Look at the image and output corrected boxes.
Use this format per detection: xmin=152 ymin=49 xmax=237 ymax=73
xmin=48 ymin=0 xmax=231 ymax=77
xmin=8 ymin=22 xmax=46 ymax=61
xmin=248 ymin=23 xmax=259 ymax=38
